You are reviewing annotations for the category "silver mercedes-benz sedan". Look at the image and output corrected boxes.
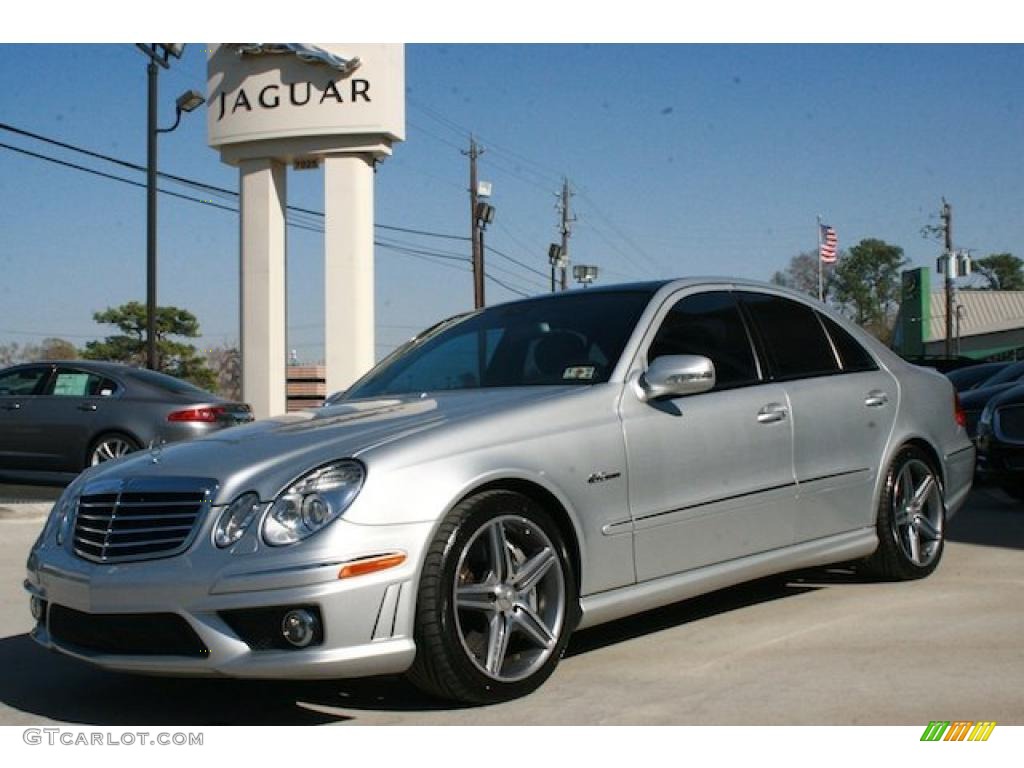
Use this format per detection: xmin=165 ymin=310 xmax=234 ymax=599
xmin=25 ymin=279 xmax=974 ymax=704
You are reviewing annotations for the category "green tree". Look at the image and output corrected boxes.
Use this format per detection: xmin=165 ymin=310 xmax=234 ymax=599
xmin=35 ymin=337 xmax=79 ymax=360
xmin=83 ymin=301 xmax=217 ymax=391
xmin=831 ymin=238 xmax=908 ymax=343
xmin=972 ymin=253 xmax=1024 ymax=291
xmin=770 ymin=250 xmax=836 ymax=302
xmin=206 ymin=343 xmax=241 ymax=400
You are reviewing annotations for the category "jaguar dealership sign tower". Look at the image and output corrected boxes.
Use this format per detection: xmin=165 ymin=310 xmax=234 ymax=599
xmin=207 ymin=44 xmax=405 ymax=418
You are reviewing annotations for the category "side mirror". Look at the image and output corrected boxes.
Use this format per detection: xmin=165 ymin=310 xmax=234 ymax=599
xmin=636 ymin=354 xmax=716 ymax=401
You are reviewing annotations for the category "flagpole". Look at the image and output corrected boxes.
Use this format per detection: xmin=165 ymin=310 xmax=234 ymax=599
xmin=816 ymin=214 xmax=823 ymax=302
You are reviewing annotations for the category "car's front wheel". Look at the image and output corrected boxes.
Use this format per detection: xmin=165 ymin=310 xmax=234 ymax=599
xmin=408 ymin=489 xmax=577 ymax=704
xmin=865 ymin=445 xmax=946 ymax=580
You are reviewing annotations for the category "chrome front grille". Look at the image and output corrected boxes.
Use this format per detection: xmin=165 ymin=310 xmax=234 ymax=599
xmin=997 ymin=405 xmax=1024 ymax=442
xmin=72 ymin=478 xmax=217 ymax=564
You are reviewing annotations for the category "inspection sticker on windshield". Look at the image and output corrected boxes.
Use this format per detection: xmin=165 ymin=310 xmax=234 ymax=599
xmin=563 ymin=366 xmax=595 ymax=381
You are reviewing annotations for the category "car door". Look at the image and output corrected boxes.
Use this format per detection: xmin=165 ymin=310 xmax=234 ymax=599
xmin=738 ymin=292 xmax=898 ymax=542
xmin=34 ymin=367 xmax=124 ymax=471
xmin=620 ymin=289 xmax=797 ymax=582
xmin=0 ymin=364 xmax=55 ymax=471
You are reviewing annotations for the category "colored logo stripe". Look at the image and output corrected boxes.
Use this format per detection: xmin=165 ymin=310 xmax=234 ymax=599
xmin=920 ymin=721 xmax=996 ymax=742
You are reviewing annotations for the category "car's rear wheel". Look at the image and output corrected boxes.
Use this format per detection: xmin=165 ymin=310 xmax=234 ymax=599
xmin=865 ymin=445 xmax=945 ymax=580
xmin=87 ymin=432 xmax=141 ymax=467
xmin=408 ymin=489 xmax=577 ymax=704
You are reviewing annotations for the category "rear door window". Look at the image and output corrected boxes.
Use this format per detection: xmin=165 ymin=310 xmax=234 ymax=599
xmin=739 ymin=292 xmax=841 ymax=380
xmin=50 ymin=368 xmax=120 ymax=397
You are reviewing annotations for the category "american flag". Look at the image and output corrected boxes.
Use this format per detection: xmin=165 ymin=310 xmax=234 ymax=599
xmin=819 ymin=224 xmax=838 ymax=264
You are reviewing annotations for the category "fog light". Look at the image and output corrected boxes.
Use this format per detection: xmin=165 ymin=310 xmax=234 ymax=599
xmin=30 ymin=596 xmax=46 ymax=622
xmin=281 ymin=608 xmax=318 ymax=648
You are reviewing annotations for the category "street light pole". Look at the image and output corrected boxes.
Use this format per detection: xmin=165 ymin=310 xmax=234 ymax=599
xmin=137 ymin=44 xmax=196 ymax=371
xmin=146 ymin=59 xmax=159 ymax=370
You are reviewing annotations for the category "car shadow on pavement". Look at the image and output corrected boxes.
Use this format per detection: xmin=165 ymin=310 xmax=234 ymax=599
xmin=565 ymin=575 xmax=821 ymax=658
xmin=0 ymin=577 xmax=828 ymax=724
xmin=945 ymin=484 xmax=1024 ymax=550
xmin=0 ymin=633 xmax=364 ymax=725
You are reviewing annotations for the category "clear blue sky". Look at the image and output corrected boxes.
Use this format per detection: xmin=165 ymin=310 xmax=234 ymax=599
xmin=0 ymin=44 xmax=1021 ymax=362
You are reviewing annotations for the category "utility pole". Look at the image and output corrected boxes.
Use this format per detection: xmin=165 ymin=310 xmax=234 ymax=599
xmin=557 ymin=177 xmax=575 ymax=290
xmin=941 ymin=199 xmax=953 ymax=358
xmin=146 ymin=57 xmax=159 ymax=370
xmin=464 ymin=137 xmax=484 ymax=308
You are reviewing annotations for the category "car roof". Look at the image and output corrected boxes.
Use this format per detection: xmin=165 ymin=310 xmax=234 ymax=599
xmin=493 ymin=276 xmax=830 ymax=307
xmin=12 ymin=360 xmax=136 ymax=374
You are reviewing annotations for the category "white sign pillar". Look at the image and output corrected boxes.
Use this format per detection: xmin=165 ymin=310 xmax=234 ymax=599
xmin=207 ymin=44 xmax=404 ymax=419
xmin=325 ymin=154 xmax=375 ymax=389
xmin=238 ymin=158 xmax=287 ymax=417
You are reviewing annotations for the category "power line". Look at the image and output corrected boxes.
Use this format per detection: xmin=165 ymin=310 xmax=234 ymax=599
xmin=485 ymin=273 xmax=529 ymax=298
xmin=485 ymin=262 xmax=547 ymax=293
xmin=574 ymin=185 xmax=665 ymax=274
xmin=0 ymin=135 xmax=498 ymax=286
xmin=1 ymin=123 xmax=557 ymax=292
xmin=0 ymin=122 xmax=469 ymax=241
xmin=404 ymin=104 xmax=663 ymax=281
xmin=0 ymin=141 xmax=240 ymax=213
xmin=484 ymin=243 xmax=549 ymax=280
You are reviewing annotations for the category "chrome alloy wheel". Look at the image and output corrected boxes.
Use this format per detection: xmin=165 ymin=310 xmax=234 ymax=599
xmin=890 ymin=458 xmax=944 ymax=567
xmin=453 ymin=514 xmax=567 ymax=682
xmin=90 ymin=437 xmax=136 ymax=466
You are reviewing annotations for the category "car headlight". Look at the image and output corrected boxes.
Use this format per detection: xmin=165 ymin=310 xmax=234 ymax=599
xmin=979 ymin=402 xmax=994 ymax=427
xmin=262 ymin=460 xmax=365 ymax=546
xmin=49 ymin=483 xmax=83 ymax=547
xmin=214 ymin=492 xmax=263 ymax=548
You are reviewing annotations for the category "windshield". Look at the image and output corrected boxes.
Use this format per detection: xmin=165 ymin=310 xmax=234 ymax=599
xmin=345 ymin=290 xmax=654 ymax=399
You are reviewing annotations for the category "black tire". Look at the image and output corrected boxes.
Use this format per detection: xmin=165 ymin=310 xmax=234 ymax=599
xmin=85 ymin=432 xmax=141 ymax=468
xmin=407 ymin=489 xmax=578 ymax=704
xmin=864 ymin=445 xmax=946 ymax=581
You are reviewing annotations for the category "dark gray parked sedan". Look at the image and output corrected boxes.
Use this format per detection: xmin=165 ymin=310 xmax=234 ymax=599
xmin=0 ymin=360 xmax=251 ymax=476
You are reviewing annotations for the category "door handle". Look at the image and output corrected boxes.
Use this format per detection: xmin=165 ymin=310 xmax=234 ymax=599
xmin=77 ymin=403 xmax=98 ymax=412
xmin=757 ymin=403 xmax=788 ymax=424
xmin=1 ymin=402 xmax=21 ymax=411
xmin=865 ymin=390 xmax=889 ymax=408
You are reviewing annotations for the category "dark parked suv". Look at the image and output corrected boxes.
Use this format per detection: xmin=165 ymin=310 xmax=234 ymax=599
xmin=976 ymin=382 xmax=1024 ymax=500
xmin=0 ymin=360 xmax=251 ymax=476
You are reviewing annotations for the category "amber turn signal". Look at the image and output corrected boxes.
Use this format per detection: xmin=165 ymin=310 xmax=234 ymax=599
xmin=338 ymin=552 xmax=406 ymax=579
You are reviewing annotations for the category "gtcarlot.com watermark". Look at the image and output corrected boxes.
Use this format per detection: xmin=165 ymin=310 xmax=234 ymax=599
xmin=23 ymin=728 xmax=203 ymax=747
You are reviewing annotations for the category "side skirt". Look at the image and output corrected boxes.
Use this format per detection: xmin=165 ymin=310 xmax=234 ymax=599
xmin=576 ymin=527 xmax=878 ymax=630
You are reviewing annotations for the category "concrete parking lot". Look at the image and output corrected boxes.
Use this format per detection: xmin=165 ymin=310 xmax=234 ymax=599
xmin=0 ymin=482 xmax=1020 ymax=726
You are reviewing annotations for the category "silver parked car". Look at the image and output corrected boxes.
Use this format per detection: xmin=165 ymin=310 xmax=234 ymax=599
xmin=25 ymin=280 xmax=974 ymax=704
xmin=0 ymin=361 xmax=252 ymax=476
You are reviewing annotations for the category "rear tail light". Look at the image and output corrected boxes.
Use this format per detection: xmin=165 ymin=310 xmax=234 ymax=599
xmin=168 ymin=406 xmax=226 ymax=423
xmin=954 ymin=391 xmax=967 ymax=429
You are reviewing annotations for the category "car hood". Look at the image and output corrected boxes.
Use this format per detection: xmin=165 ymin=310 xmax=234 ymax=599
xmin=83 ymin=387 xmax=576 ymax=503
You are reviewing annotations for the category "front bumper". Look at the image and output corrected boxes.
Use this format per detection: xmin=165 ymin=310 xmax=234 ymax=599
xmin=24 ymin=518 xmax=433 ymax=679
